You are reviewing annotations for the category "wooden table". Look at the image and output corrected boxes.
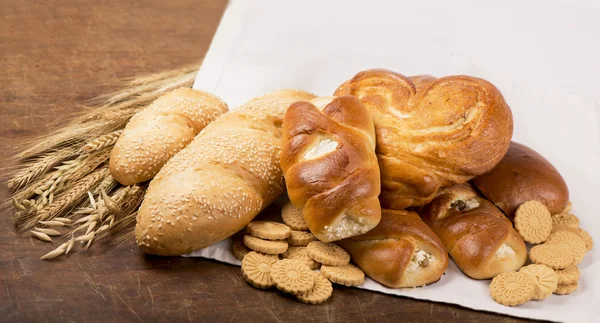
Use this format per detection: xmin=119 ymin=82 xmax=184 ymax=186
xmin=0 ymin=1 xmax=529 ymax=322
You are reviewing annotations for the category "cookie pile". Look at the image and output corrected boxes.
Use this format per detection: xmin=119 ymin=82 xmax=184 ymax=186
xmin=490 ymin=200 xmax=592 ymax=306
xmin=232 ymin=202 xmax=366 ymax=304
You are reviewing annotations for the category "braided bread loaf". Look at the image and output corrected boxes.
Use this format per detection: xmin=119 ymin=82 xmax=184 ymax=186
xmin=280 ymin=96 xmax=381 ymax=242
xmin=335 ymin=69 xmax=513 ymax=209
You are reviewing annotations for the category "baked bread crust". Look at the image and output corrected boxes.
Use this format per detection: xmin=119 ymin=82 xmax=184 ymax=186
xmin=419 ymin=184 xmax=527 ymax=279
xmin=110 ymin=88 xmax=228 ymax=185
xmin=472 ymin=141 xmax=569 ymax=219
xmin=338 ymin=209 xmax=448 ymax=288
xmin=135 ymin=89 xmax=316 ymax=256
xmin=281 ymin=96 xmax=381 ymax=242
xmin=335 ymin=69 xmax=513 ymax=209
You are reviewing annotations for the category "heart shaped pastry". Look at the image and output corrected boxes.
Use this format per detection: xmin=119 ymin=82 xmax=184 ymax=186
xmin=335 ymin=69 xmax=513 ymax=209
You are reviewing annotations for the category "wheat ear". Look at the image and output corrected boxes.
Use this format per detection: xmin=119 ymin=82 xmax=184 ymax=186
xmin=18 ymin=168 xmax=110 ymax=231
xmin=81 ymin=130 xmax=123 ymax=154
xmin=7 ymin=148 xmax=76 ymax=191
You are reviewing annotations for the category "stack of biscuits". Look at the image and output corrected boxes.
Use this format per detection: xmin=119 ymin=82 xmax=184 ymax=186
xmin=232 ymin=202 xmax=366 ymax=304
xmin=489 ymin=200 xmax=592 ymax=306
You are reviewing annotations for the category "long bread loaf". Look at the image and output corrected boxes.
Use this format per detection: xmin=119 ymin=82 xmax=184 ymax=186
xmin=136 ymin=89 xmax=316 ymax=255
xmin=110 ymin=88 xmax=228 ymax=185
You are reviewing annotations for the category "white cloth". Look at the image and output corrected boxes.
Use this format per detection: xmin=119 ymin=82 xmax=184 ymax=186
xmin=187 ymin=1 xmax=600 ymax=321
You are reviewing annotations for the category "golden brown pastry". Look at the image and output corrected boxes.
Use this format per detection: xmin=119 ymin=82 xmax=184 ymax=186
xmin=335 ymin=69 xmax=513 ymax=209
xmin=419 ymin=184 xmax=527 ymax=279
xmin=472 ymin=141 xmax=569 ymax=220
xmin=280 ymin=96 xmax=381 ymax=242
xmin=338 ymin=209 xmax=448 ymax=288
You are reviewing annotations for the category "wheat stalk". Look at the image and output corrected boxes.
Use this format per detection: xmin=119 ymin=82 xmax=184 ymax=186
xmin=82 ymin=130 xmax=123 ymax=154
xmin=7 ymin=148 xmax=76 ymax=191
xmin=5 ymin=63 xmax=200 ymax=260
xmin=19 ymin=167 xmax=110 ymax=231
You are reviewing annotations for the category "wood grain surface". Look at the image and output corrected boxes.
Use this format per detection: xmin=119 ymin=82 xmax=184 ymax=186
xmin=0 ymin=1 xmax=531 ymax=322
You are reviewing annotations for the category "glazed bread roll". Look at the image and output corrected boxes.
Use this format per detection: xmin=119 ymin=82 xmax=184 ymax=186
xmin=472 ymin=141 xmax=569 ymax=219
xmin=136 ymin=89 xmax=316 ymax=256
xmin=338 ymin=210 xmax=448 ymax=288
xmin=335 ymin=69 xmax=513 ymax=209
xmin=110 ymin=88 xmax=228 ymax=185
xmin=419 ymin=184 xmax=527 ymax=279
xmin=280 ymin=96 xmax=381 ymax=242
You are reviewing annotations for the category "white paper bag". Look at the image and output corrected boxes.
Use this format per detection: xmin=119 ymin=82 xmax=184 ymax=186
xmin=187 ymin=1 xmax=600 ymax=321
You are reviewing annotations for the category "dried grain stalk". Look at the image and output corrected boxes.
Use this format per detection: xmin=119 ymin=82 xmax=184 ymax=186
xmin=4 ymin=62 xmax=200 ymax=260
xmin=81 ymin=130 xmax=123 ymax=154
xmin=18 ymin=168 xmax=110 ymax=231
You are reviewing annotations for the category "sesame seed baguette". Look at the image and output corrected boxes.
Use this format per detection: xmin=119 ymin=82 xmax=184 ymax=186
xmin=135 ymin=89 xmax=317 ymax=256
xmin=110 ymin=87 xmax=228 ymax=185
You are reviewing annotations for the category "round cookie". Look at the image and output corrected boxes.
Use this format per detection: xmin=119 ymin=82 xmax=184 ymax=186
xmin=282 ymin=202 xmax=309 ymax=231
xmin=287 ymin=230 xmax=317 ymax=247
xmin=243 ymin=235 xmax=289 ymax=255
xmin=529 ymin=244 xmax=573 ymax=269
xmin=552 ymin=225 xmax=594 ymax=252
xmin=320 ymin=264 xmax=365 ymax=287
xmin=546 ymin=231 xmax=586 ymax=265
xmin=283 ymin=247 xmax=321 ymax=270
xmin=562 ymin=201 xmax=572 ymax=213
xmin=554 ymin=282 xmax=578 ymax=295
xmin=555 ymin=265 xmax=580 ymax=285
xmin=551 ymin=213 xmax=580 ymax=228
xmin=270 ymin=259 xmax=315 ymax=294
xmin=241 ymin=251 xmax=279 ymax=289
xmin=519 ymin=264 xmax=558 ymax=300
xmin=490 ymin=272 xmax=535 ymax=306
xmin=247 ymin=221 xmax=291 ymax=240
xmin=576 ymin=228 xmax=594 ymax=252
xmin=307 ymin=241 xmax=350 ymax=266
xmin=232 ymin=239 xmax=251 ymax=261
xmin=296 ymin=273 xmax=333 ymax=305
xmin=514 ymin=200 xmax=553 ymax=244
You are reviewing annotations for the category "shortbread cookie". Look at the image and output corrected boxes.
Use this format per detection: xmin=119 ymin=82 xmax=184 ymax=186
xmin=514 ymin=201 xmax=553 ymax=244
xmin=576 ymin=228 xmax=594 ymax=252
xmin=490 ymin=272 xmax=535 ymax=306
xmin=546 ymin=231 xmax=586 ymax=265
xmin=243 ymin=235 xmax=289 ymax=255
xmin=320 ymin=264 xmax=365 ymax=287
xmin=247 ymin=221 xmax=292 ymax=240
xmin=287 ymin=230 xmax=317 ymax=247
xmin=241 ymin=252 xmax=279 ymax=289
xmin=551 ymin=213 xmax=580 ymax=228
xmin=232 ymin=239 xmax=251 ymax=261
xmin=270 ymin=259 xmax=315 ymax=294
xmin=282 ymin=202 xmax=309 ymax=231
xmin=552 ymin=225 xmax=594 ymax=252
xmin=562 ymin=201 xmax=572 ymax=213
xmin=529 ymin=244 xmax=573 ymax=269
xmin=296 ymin=273 xmax=333 ymax=304
xmin=554 ymin=282 xmax=578 ymax=295
xmin=307 ymin=241 xmax=350 ymax=266
xmin=283 ymin=247 xmax=321 ymax=270
xmin=519 ymin=264 xmax=558 ymax=300
xmin=555 ymin=265 xmax=580 ymax=285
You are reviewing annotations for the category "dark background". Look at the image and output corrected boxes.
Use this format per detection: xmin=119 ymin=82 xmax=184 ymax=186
xmin=0 ymin=1 xmax=530 ymax=322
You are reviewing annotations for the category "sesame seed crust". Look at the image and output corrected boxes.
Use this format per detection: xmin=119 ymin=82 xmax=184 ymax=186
xmin=110 ymin=87 xmax=228 ymax=185
xmin=135 ymin=89 xmax=316 ymax=256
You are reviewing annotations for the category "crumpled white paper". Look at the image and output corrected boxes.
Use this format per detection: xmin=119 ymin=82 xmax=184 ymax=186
xmin=186 ymin=0 xmax=599 ymax=321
